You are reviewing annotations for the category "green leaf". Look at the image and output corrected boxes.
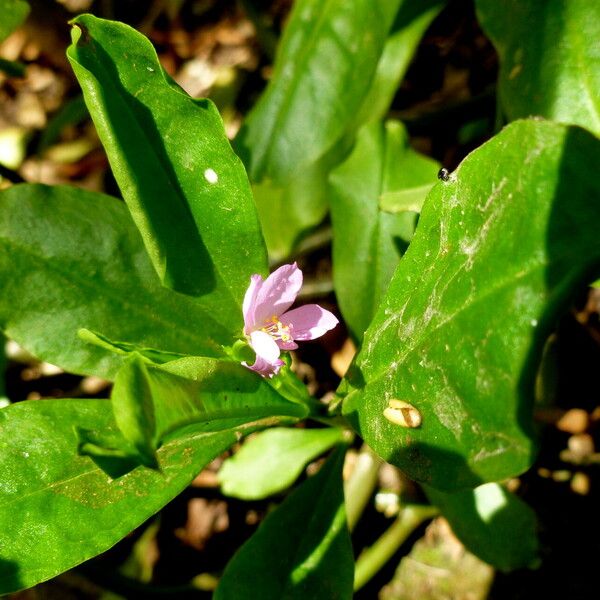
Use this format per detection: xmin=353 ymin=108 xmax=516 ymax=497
xmin=330 ymin=120 xmax=439 ymax=340
xmin=78 ymin=329 xmax=188 ymax=365
xmin=341 ymin=119 xmax=600 ymax=490
xmin=0 ymin=0 xmax=29 ymax=43
xmin=67 ymin=14 xmax=267 ymax=300
xmin=0 ymin=399 xmax=241 ymax=593
xmin=219 ymin=427 xmax=347 ymax=500
xmin=0 ymin=184 xmax=233 ymax=379
xmin=235 ymin=0 xmax=402 ymax=184
xmin=252 ymin=141 xmax=348 ymax=260
xmin=215 ymin=446 xmax=353 ymax=600
xmin=110 ymin=354 xmax=158 ymax=468
xmin=425 ymin=483 xmax=539 ymax=571
xmin=85 ymin=355 xmax=309 ymax=469
xmin=352 ymin=0 xmax=446 ymax=128
xmin=476 ymin=0 xmax=600 ymax=136
xmin=379 ymin=184 xmax=435 ymax=214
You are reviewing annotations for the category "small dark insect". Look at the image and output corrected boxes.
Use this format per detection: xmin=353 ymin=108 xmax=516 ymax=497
xmin=437 ymin=167 xmax=450 ymax=181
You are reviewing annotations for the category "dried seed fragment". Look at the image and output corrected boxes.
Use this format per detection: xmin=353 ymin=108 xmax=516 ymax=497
xmin=383 ymin=399 xmax=422 ymax=428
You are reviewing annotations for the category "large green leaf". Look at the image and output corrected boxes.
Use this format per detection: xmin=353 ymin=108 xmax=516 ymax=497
xmin=0 ymin=0 xmax=29 ymax=43
xmin=330 ymin=120 xmax=439 ymax=341
xmin=341 ymin=119 xmax=600 ymax=490
xmin=426 ymin=483 xmax=539 ymax=571
xmin=215 ymin=446 xmax=353 ymax=600
xmin=0 ymin=184 xmax=234 ymax=379
xmin=0 ymin=399 xmax=241 ymax=593
xmin=235 ymin=0 xmax=402 ymax=184
xmin=476 ymin=0 xmax=600 ymax=136
xmin=67 ymin=14 xmax=267 ymax=300
xmin=218 ymin=427 xmax=346 ymax=500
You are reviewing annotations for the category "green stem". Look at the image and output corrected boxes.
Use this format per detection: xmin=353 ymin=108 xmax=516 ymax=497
xmin=353 ymin=504 xmax=439 ymax=592
xmin=344 ymin=444 xmax=383 ymax=532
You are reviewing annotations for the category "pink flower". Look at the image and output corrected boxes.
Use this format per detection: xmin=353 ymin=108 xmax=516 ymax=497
xmin=242 ymin=262 xmax=339 ymax=377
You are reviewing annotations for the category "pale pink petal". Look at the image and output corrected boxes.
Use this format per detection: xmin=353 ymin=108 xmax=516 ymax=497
xmin=243 ymin=330 xmax=284 ymax=378
xmin=242 ymin=274 xmax=263 ymax=332
xmin=249 ymin=330 xmax=281 ymax=363
xmin=276 ymin=339 xmax=299 ymax=351
xmin=281 ymin=304 xmax=339 ymax=341
xmin=243 ymin=355 xmax=284 ymax=378
xmin=253 ymin=263 xmax=303 ymax=326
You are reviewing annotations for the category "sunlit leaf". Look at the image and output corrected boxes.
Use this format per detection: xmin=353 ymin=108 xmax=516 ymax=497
xmin=341 ymin=119 xmax=600 ymax=490
xmin=0 ymin=184 xmax=232 ymax=379
xmin=68 ymin=14 xmax=267 ymax=300
xmin=219 ymin=427 xmax=347 ymax=500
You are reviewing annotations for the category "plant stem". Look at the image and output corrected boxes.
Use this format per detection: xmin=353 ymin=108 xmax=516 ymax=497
xmin=353 ymin=504 xmax=439 ymax=592
xmin=344 ymin=444 xmax=383 ymax=532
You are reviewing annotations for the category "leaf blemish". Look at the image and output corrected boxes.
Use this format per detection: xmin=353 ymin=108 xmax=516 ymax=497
xmin=204 ymin=168 xmax=218 ymax=184
xmin=383 ymin=399 xmax=422 ymax=428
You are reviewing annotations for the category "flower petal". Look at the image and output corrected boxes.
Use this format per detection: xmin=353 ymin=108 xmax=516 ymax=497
xmin=243 ymin=355 xmax=284 ymax=378
xmin=249 ymin=330 xmax=281 ymax=363
xmin=281 ymin=304 xmax=339 ymax=341
xmin=242 ymin=274 xmax=263 ymax=332
xmin=253 ymin=262 xmax=303 ymax=326
xmin=244 ymin=330 xmax=284 ymax=378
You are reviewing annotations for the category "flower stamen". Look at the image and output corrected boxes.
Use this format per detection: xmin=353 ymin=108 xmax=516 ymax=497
xmin=261 ymin=315 xmax=292 ymax=342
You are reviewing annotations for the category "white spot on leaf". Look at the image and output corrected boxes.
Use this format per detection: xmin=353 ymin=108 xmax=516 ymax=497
xmin=204 ymin=168 xmax=218 ymax=184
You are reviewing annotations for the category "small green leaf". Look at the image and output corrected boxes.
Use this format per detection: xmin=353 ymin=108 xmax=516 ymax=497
xmin=215 ymin=446 xmax=353 ymax=600
xmin=425 ymin=483 xmax=539 ymax=571
xmin=219 ymin=427 xmax=347 ymax=500
xmin=341 ymin=120 xmax=600 ymax=490
xmin=236 ymin=0 xmax=402 ymax=184
xmin=111 ymin=354 xmax=158 ymax=468
xmin=0 ymin=0 xmax=29 ymax=43
xmin=379 ymin=184 xmax=434 ymax=214
xmin=86 ymin=356 xmax=309 ymax=471
xmin=0 ymin=399 xmax=243 ymax=594
xmin=476 ymin=0 xmax=600 ymax=136
xmin=78 ymin=329 xmax=188 ymax=364
xmin=330 ymin=120 xmax=439 ymax=340
xmin=68 ymin=14 xmax=267 ymax=299
xmin=0 ymin=184 xmax=232 ymax=379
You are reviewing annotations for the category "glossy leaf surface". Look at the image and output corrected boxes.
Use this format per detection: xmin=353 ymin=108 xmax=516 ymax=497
xmin=0 ymin=399 xmax=240 ymax=593
xmin=219 ymin=427 xmax=346 ymax=500
xmin=342 ymin=120 xmax=600 ymax=490
xmin=68 ymin=14 xmax=267 ymax=300
xmin=476 ymin=0 xmax=600 ymax=136
xmin=330 ymin=120 xmax=439 ymax=340
xmin=215 ymin=446 xmax=353 ymax=600
xmin=0 ymin=184 xmax=232 ymax=379
xmin=426 ymin=483 xmax=539 ymax=571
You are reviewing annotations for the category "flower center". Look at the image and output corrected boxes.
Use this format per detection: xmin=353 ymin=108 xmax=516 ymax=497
xmin=261 ymin=315 xmax=292 ymax=342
